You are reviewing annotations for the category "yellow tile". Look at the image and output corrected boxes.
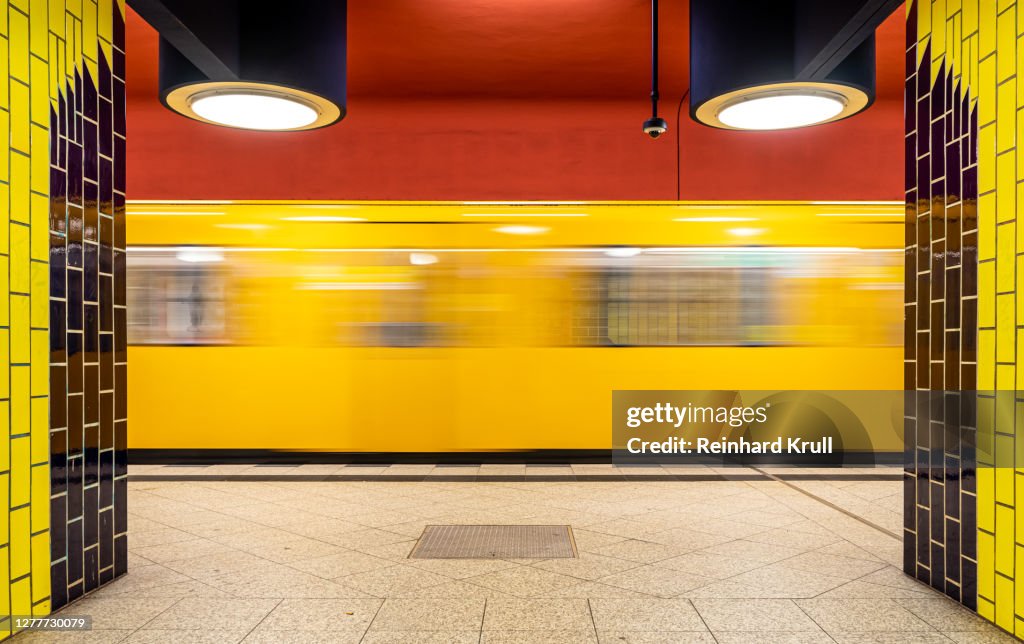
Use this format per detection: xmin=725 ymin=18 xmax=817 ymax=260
xmin=999 ymin=6 xmax=1017 ymax=81
xmin=10 ymin=577 xmax=29 ymax=625
xmin=980 ymin=331 xmax=997 ymax=388
xmin=999 ymin=363 xmax=1015 ymax=389
xmin=30 ymin=533 xmax=49 ymax=604
xmin=982 ymin=466 xmax=997 ymax=526
xmin=1017 ymin=477 xmax=1024 ymax=542
xmin=10 ymin=436 xmax=29 ymax=510
xmin=10 ymin=507 xmax=30 ymax=579
xmin=30 ymin=0 xmax=47 ymax=58
xmin=29 ymin=262 xmax=45 ymax=327
xmin=998 ymin=294 xmax=1016 ymax=362
xmin=48 ymin=0 xmax=62 ymax=39
xmin=966 ymin=0 xmax=980 ymax=35
xmin=0 ymin=116 xmax=8 ymax=189
xmin=30 ymin=195 xmax=46 ymax=262
xmin=0 ymin=333 xmax=8 ymax=401
xmin=983 ymin=0 xmax=999 ymax=56
xmin=30 ymin=466 xmax=47 ymax=535
xmin=9 ymin=83 xmax=30 ymax=157
xmin=10 ymin=223 xmax=29 ymax=292
xmin=31 ymin=598 xmax=49 ymax=619
xmin=998 ymin=154 xmax=1017 ymax=221
xmin=29 ymin=125 xmax=47 ymax=195
xmin=999 ymin=6 xmax=1015 ymax=79
xmin=83 ymin=0 xmax=96 ymax=66
xmin=10 ymin=153 xmax=30 ymax=222
xmin=982 ymin=193 xmax=997 ymax=257
xmin=981 ymin=127 xmax=997 ymax=192
xmin=982 ymin=57 xmax=998 ymax=124
xmin=10 ymin=366 xmax=28 ymax=437
xmin=0 ymin=36 xmax=9 ymax=111
xmin=0 ymin=550 xmax=7 ymax=620
xmin=0 ymin=257 xmax=8 ymax=328
xmin=30 ymin=331 xmax=46 ymax=397
xmin=998 ymin=224 xmax=1015 ymax=289
xmin=98 ymin=0 xmax=112 ymax=43
xmin=981 ymin=529 xmax=997 ymax=599
xmin=934 ymin=0 xmax=948 ymax=64
xmin=1017 ymin=616 xmax=1024 ymax=641
xmin=997 ymin=454 xmax=1017 ymax=503
xmin=29 ymin=398 xmax=44 ymax=465
xmin=8 ymin=7 xmax=29 ymax=83
xmin=1018 ymin=328 xmax=1024 ymax=385
xmin=10 ymin=294 xmax=28 ymax=365
xmin=0 ymin=401 xmax=8 ymax=471
xmin=997 ymin=572 xmax=1016 ymax=631
xmin=999 ymin=82 xmax=1017 ymax=153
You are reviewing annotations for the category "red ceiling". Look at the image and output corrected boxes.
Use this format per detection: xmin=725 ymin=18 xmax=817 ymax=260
xmin=125 ymin=2 xmax=906 ymax=201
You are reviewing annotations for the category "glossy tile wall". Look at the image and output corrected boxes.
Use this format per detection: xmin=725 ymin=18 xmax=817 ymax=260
xmin=907 ymin=0 xmax=1024 ymax=638
xmin=44 ymin=0 xmax=126 ymax=614
xmin=904 ymin=0 xmax=980 ymax=614
xmin=0 ymin=0 xmax=58 ymax=635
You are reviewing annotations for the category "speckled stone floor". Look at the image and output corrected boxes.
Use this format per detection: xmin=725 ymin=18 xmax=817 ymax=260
xmin=22 ymin=471 xmax=1013 ymax=643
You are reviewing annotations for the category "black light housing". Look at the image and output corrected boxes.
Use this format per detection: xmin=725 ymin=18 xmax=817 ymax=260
xmin=690 ymin=0 xmax=881 ymax=130
xmin=136 ymin=0 xmax=347 ymax=131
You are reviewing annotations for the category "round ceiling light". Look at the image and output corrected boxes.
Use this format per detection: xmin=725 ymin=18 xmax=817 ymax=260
xmin=163 ymin=82 xmax=343 ymax=131
xmin=191 ymin=91 xmax=318 ymax=130
xmin=718 ymin=91 xmax=844 ymax=130
xmin=693 ymin=82 xmax=870 ymax=131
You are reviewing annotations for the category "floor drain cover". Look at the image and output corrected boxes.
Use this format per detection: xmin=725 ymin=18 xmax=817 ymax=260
xmin=410 ymin=525 xmax=577 ymax=559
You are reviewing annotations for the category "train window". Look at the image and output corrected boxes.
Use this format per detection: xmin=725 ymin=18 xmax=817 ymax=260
xmin=127 ymin=248 xmax=229 ymax=345
xmin=568 ymin=248 xmax=902 ymax=347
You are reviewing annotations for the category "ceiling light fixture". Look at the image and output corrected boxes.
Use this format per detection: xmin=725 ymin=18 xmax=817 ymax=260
xmin=409 ymin=253 xmax=439 ymax=266
xmin=149 ymin=2 xmax=347 ymax=131
xmin=727 ymin=227 xmax=766 ymax=237
xmin=281 ymin=216 xmax=366 ymax=223
xmin=605 ymin=247 xmax=644 ymax=258
xmin=674 ymin=216 xmax=757 ymax=222
xmin=176 ymin=248 xmax=225 ymax=263
xmin=689 ymin=0 xmax=875 ymax=130
xmin=462 ymin=213 xmax=588 ymax=218
xmin=495 ymin=225 xmax=550 ymax=235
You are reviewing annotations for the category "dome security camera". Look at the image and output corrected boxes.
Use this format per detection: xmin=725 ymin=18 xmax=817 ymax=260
xmin=643 ymin=117 xmax=668 ymax=139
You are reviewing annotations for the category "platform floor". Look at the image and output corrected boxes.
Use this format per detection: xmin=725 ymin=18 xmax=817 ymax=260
xmin=30 ymin=468 xmax=1013 ymax=643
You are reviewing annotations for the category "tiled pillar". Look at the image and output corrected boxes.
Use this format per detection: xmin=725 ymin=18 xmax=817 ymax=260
xmin=45 ymin=0 xmax=127 ymax=612
xmin=0 ymin=0 xmax=55 ymax=634
xmin=1 ymin=0 xmax=125 ymax=637
xmin=905 ymin=0 xmax=1024 ymax=638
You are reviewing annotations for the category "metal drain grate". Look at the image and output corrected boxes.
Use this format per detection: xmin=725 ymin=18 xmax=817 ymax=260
xmin=410 ymin=525 xmax=577 ymax=559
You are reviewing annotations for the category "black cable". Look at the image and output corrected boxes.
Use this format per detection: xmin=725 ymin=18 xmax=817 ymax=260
xmin=675 ymin=88 xmax=689 ymax=201
xmin=651 ymin=0 xmax=659 ymax=118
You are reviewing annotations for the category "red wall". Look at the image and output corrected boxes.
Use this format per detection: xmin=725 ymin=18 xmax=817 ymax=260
xmin=126 ymin=4 xmax=905 ymax=202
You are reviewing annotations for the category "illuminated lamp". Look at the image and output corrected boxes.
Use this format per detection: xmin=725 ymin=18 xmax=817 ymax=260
xmin=142 ymin=0 xmax=346 ymax=131
xmin=689 ymin=0 xmax=879 ymax=130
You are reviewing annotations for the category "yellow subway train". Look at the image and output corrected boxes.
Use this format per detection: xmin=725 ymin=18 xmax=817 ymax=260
xmin=126 ymin=201 xmax=904 ymax=454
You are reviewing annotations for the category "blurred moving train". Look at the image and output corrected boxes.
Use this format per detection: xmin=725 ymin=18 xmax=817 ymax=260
xmin=126 ymin=202 xmax=904 ymax=455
